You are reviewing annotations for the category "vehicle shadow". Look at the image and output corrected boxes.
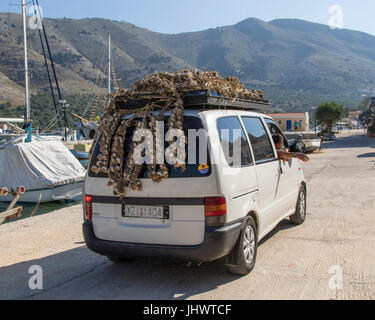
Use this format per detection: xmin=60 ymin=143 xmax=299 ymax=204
xmin=0 ymin=245 xmax=239 ymax=300
xmin=1 ymin=219 xmax=298 ymax=300
xmin=258 ymin=219 xmax=295 ymax=246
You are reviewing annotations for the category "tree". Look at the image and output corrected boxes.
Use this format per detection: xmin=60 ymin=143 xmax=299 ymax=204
xmin=316 ymin=101 xmax=344 ymax=134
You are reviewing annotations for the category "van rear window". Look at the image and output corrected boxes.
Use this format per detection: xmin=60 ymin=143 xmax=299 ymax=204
xmin=89 ymin=116 xmax=211 ymax=178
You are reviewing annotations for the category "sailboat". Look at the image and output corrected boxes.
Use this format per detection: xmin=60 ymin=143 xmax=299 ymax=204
xmin=72 ymin=34 xmax=118 ymax=139
xmin=0 ymin=0 xmax=85 ymax=203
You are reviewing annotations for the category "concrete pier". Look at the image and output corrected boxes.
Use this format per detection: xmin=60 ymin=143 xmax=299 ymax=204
xmin=1 ymin=131 xmax=374 ymax=300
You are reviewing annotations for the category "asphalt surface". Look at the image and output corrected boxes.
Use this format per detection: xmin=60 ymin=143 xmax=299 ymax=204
xmin=1 ymin=131 xmax=374 ymax=300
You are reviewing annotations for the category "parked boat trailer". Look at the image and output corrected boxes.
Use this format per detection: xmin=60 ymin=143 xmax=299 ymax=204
xmin=0 ymin=186 xmax=25 ymax=225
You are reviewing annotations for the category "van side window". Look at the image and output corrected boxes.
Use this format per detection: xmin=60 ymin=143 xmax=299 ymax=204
xmin=265 ymin=118 xmax=289 ymax=148
xmin=241 ymin=117 xmax=276 ymax=163
xmin=217 ymin=116 xmax=253 ymax=167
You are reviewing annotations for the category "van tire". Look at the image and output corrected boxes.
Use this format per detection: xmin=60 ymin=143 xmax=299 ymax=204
xmin=227 ymin=216 xmax=257 ymax=275
xmin=107 ymin=255 xmax=133 ymax=263
xmin=289 ymin=185 xmax=306 ymax=225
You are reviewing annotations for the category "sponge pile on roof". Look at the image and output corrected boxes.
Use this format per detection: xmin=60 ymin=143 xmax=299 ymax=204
xmin=127 ymin=69 xmax=264 ymax=100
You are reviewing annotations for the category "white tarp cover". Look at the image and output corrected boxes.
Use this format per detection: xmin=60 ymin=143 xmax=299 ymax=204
xmin=0 ymin=140 xmax=86 ymax=191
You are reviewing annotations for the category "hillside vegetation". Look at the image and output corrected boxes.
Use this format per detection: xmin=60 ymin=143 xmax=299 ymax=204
xmin=0 ymin=13 xmax=374 ymax=128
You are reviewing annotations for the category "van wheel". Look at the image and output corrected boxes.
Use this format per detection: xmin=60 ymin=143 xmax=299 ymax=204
xmin=289 ymin=185 xmax=306 ymax=225
xmin=227 ymin=216 xmax=257 ymax=275
xmin=107 ymin=255 xmax=133 ymax=263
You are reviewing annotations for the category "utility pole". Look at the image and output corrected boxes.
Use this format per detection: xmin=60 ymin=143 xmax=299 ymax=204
xmin=311 ymin=107 xmax=317 ymax=133
xmin=315 ymin=108 xmax=317 ymax=134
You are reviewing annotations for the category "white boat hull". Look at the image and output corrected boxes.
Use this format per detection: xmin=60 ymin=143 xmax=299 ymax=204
xmin=0 ymin=181 xmax=83 ymax=203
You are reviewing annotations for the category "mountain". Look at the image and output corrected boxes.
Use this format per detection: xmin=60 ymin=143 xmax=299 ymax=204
xmin=1 ymin=13 xmax=375 ymax=113
xmin=155 ymin=18 xmax=375 ymax=95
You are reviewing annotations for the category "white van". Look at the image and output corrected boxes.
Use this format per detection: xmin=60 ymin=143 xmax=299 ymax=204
xmin=83 ymin=105 xmax=306 ymax=275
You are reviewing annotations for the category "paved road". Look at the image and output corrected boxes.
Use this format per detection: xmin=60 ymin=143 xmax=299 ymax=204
xmin=1 ymin=132 xmax=375 ymax=300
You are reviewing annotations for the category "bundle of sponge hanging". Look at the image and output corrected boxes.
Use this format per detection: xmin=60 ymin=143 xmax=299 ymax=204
xmin=90 ymin=69 xmax=265 ymax=197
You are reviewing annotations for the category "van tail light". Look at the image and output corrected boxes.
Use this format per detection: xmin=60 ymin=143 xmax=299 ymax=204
xmin=84 ymin=195 xmax=93 ymax=221
xmin=205 ymin=196 xmax=227 ymax=226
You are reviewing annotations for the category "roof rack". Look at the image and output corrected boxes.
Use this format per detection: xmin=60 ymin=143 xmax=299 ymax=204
xmin=115 ymin=90 xmax=269 ymax=113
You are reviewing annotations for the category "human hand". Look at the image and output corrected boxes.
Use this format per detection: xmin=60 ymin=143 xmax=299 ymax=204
xmin=296 ymin=153 xmax=309 ymax=162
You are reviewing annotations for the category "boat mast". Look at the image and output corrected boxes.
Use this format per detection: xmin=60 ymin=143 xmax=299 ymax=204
xmin=108 ymin=33 xmax=111 ymax=95
xmin=22 ymin=0 xmax=30 ymax=124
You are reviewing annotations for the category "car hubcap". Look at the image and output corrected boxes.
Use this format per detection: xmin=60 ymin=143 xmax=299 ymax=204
xmin=243 ymin=226 xmax=255 ymax=265
xmin=299 ymin=190 xmax=306 ymax=218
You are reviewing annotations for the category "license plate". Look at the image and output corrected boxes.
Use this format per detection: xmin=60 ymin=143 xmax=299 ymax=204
xmin=122 ymin=204 xmax=169 ymax=220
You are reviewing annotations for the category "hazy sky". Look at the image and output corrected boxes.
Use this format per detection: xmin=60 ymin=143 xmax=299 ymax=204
xmin=2 ymin=0 xmax=375 ymax=36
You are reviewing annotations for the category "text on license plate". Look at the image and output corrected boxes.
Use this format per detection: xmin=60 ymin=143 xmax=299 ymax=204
xmin=122 ymin=205 xmax=169 ymax=219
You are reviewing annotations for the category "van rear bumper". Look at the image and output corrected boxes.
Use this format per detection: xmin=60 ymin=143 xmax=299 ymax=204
xmin=82 ymin=219 xmax=243 ymax=262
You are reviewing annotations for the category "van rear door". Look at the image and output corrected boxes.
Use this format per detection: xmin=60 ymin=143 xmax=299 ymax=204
xmin=85 ymin=114 xmax=217 ymax=246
